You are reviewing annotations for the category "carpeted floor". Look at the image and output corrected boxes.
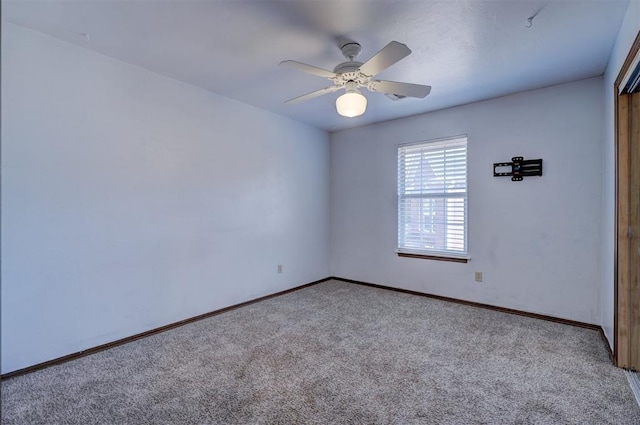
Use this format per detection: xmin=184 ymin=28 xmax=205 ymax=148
xmin=2 ymin=280 xmax=639 ymax=424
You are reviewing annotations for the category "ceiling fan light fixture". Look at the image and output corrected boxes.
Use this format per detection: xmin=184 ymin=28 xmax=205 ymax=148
xmin=336 ymin=85 xmax=367 ymax=118
xmin=336 ymin=92 xmax=367 ymax=117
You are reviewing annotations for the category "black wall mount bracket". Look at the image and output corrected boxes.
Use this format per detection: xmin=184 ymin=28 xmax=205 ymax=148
xmin=493 ymin=157 xmax=543 ymax=181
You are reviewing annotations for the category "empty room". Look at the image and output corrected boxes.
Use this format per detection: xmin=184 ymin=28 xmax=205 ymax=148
xmin=2 ymin=0 xmax=640 ymax=423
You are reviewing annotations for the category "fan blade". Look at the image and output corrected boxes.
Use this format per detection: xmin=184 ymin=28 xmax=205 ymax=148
xmin=358 ymin=41 xmax=411 ymax=77
xmin=279 ymin=60 xmax=337 ymax=79
xmin=368 ymin=80 xmax=431 ymax=98
xmin=285 ymin=86 xmax=341 ymax=105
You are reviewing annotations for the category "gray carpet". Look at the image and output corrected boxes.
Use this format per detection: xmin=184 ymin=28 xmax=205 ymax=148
xmin=2 ymin=280 xmax=639 ymax=424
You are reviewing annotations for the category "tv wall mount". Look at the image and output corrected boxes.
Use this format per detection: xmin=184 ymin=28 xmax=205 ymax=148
xmin=493 ymin=157 xmax=542 ymax=181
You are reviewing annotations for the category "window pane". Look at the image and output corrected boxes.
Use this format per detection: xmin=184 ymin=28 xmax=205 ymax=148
xmin=398 ymin=136 xmax=468 ymax=256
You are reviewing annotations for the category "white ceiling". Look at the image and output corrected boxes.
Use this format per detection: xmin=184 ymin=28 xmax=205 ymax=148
xmin=2 ymin=0 xmax=630 ymax=132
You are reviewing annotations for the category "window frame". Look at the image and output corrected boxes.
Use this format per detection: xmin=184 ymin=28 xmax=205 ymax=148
xmin=397 ymin=135 xmax=469 ymax=262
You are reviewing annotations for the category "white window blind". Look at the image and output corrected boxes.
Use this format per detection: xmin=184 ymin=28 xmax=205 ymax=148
xmin=398 ymin=135 xmax=468 ymax=257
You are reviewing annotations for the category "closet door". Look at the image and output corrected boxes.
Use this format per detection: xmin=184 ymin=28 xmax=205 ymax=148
xmin=615 ymin=29 xmax=640 ymax=370
xmin=617 ymin=90 xmax=640 ymax=370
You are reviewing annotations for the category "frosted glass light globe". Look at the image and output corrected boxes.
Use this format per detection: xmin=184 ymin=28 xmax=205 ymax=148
xmin=336 ymin=92 xmax=367 ymax=117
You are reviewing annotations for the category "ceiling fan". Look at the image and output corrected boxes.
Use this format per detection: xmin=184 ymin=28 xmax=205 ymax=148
xmin=280 ymin=41 xmax=431 ymax=118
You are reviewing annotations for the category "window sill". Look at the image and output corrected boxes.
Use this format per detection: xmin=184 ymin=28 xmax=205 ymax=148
xmin=397 ymin=252 xmax=469 ymax=263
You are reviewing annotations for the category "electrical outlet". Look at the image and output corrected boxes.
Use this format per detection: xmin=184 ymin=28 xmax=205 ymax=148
xmin=277 ymin=264 xmax=283 ymax=274
xmin=474 ymin=272 xmax=483 ymax=282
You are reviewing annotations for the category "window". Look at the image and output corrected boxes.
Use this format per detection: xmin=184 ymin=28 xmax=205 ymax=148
xmin=397 ymin=135 xmax=468 ymax=261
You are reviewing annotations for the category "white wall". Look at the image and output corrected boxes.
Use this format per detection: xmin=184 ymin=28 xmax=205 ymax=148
xmin=331 ymin=77 xmax=604 ymax=324
xmin=601 ymin=1 xmax=640 ymax=348
xmin=1 ymin=22 xmax=330 ymax=374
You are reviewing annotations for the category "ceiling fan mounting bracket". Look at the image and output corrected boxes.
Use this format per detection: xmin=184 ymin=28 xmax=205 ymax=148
xmin=340 ymin=42 xmax=362 ymax=61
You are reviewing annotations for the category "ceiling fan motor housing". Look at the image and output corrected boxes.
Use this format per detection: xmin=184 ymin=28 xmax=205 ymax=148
xmin=333 ymin=61 xmax=363 ymax=75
